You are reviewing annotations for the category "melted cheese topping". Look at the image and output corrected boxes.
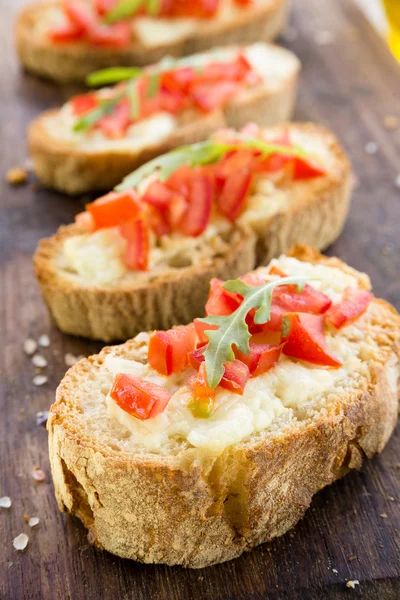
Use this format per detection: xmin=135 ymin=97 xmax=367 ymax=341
xmin=100 ymin=257 xmax=368 ymax=455
xmin=43 ymin=42 xmax=298 ymax=149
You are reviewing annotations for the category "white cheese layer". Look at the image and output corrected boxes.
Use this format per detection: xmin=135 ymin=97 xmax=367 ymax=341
xmin=100 ymin=257 xmax=367 ymax=455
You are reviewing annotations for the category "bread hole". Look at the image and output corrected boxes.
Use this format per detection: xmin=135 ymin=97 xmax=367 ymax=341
xmin=60 ymin=458 xmax=94 ymax=527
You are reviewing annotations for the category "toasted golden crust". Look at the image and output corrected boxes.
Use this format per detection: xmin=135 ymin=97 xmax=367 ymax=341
xmin=28 ymin=68 xmax=299 ymax=195
xmin=15 ymin=0 xmax=289 ymax=83
xmin=34 ymin=224 xmax=256 ymax=341
xmin=48 ymin=246 xmax=400 ymax=568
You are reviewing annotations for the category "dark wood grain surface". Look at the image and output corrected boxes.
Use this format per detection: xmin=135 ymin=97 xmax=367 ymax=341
xmin=1 ymin=1 xmax=400 ymax=599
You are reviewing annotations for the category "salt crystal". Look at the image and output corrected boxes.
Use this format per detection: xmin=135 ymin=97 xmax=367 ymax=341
xmin=395 ymin=175 xmax=400 ymax=188
xmin=24 ymin=339 xmax=37 ymax=356
xmin=346 ymin=580 xmax=359 ymax=589
xmin=33 ymin=375 xmax=48 ymax=386
xmin=38 ymin=334 xmax=50 ymax=347
xmin=29 ymin=517 xmax=40 ymax=528
xmin=36 ymin=411 xmax=49 ymax=426
xmin=332 ymin=568 xmax=338 ymax=573
xmin=32 ymin=467 xmax=46 ymax=482
xmin=0 ymin=496 xmax=12 ymax=508
xmin=13 ymin=534 xmax=29 ymax=551
xmin=365 ymin=142 xmax=378 ymax=155
xmin=64 ymin=353 xmax=84 ymax=368
xmin=32 ymin=354 xmax=48 ymax=368
xmin=314 ymin=30 xmax=334 ymax=46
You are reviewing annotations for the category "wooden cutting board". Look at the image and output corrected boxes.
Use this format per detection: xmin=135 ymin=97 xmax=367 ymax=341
xmin=1 ymin=0 xmax=399 ymax=598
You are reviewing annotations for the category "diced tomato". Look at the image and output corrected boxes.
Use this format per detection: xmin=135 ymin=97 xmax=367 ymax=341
xmin=214 ymin=150 xmax=255 ymax=191
xmin=89 ymin=21 xmax=132 ymax=47
xmin=217 ymin=169 xmax=252 ymax=221
xmin=189 ymin=363 xmax=216 ymax=418
xmin=294 ymin=156 xmax=326 ymax=179
xmin=219 ymin=359 xmax=250 ymax=394
xmin=158 ymin=88 xmax=186 ymax=115
xmin=282 ymin=313 xmax=342 ymax=368
xmin=240 ymin=273 xmax=266 ymax=287
xmin=142 ymin=180 xmax=179 ymax=209
xmin=75 ymin=211 xmax=94 ymax=232
xmin=205 ymin=278 xmax=241 ymax=316
xmin=148 ymin=324 xmax=196 ymax=376
xmin=165 ymin=165 xmax=192 ymax=197
xmin=120 ymin=218 xmax=149 ymax=271
xmin=87 ymin=190 xmax=141 ymax=229
xmin=49 ymin=22 xmax=84 ymax=43
xmin=194 ymin=319 xmax=218 ymax=345
xmin=162 ymin=68 xmax=197 ymax=94
xmin=146 ymin=205 xmax=171 ymax=237
xmin=110 ymin=373 xmax=171 ymax=420
xmin=94 ymin=0 xmax=118 ymax=16
xmin=188 ymin=346 xmax=206 ymax=370
xmin=235 ymin=342 xmax=285 ymax=376
xmin=257 ymin=151 xmax=294 ymax=174
xmin=64 ymin=1 xmax=95 ymax=30
xmin=71 ymin=93 xmax=99 ymax=116
xmin=97 ymin=98 xmax=131 ymax=138
xmin=325 ymin=287 xmax=373 ymax=329
xmin=191 ymin=81 xmax=240 ymax=112
xmin=177 ymin=174 xmax=213 ymax=237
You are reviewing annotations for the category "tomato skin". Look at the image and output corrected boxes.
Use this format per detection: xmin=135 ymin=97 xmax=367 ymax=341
xmin=71 ymin=93 xmax=99 ymax=116
xmin=219 ymin=359 xmax=250 ymax=394
xmin=205 ymin=278 xmax=241 ymax=316
xmin=148 ymin=324 xmax=196 ymax=376
xmin=325 ymin=287 xmax=373 ymax=329
xmin=235 ymin=342 xmax=285 ymax=376
xmin=110 ymin=373 xmax=171 ymax=420
xmin=282 ymin=313 xmax=342 ymax=368
xmin=87 ymin=190 xmax=141 ymax=229
xmin=177 ymin=174 xmax=213 ymax=237
xmin=120 ymin=218 xmax=149 ymax=271
xmin=75 ymin=211 xmax=94 ymax=232
xmin=217 ymin=169 xmax=252 ymax=221
xmin=194 ymin=319 xmax=218 ymax=345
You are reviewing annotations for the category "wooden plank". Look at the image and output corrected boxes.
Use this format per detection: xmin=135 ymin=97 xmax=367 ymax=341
xmin=1 ymin=1 xmax=399 ymax=599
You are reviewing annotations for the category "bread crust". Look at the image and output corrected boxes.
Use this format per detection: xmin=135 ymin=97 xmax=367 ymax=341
xmin=28 ymin=66 xmax=299 ymax=195
xmin=34 ymin=224 xmax=256 ymax=341
xmin=15 ymin=0 xmax=289 ymax=83
xmin=48 ymin=246 xmax=400 ymax=568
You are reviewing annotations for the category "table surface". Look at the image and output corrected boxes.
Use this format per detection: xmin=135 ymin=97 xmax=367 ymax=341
xmin=1 ymin=1 xmax=400 ymax=599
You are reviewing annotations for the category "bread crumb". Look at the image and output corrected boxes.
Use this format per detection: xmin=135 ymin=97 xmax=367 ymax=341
xmin=24 ymin=514 xmax=30 ymax=523
xmin=346 ymin=580 xmax=359 ymax=589
xmin=387 ymin=496 xmax=395 ymax=501
xmin=380 ymin=513 xmax=388 ymax=519
xmin=65 ymin=353 xmax=85 ymax=368
xmin=38 ymin=334 xmax=50 ymax=347
xmin=24 ymin=339 xmax=37 ymax=356
xmin=6 ymin=167 xmax=28 ymax=186
xmin=348 ymin=555 xmax=357 ymax=561
xmin=32 ymin=467 xmax=46 ymax=482
xmin=13 ymin=533 xmax=29 ymax=551
xmin=29 ymin=517 xmax=40 ymax=528
xmin=32 ymin=354 xmax=48 ymax=368
xmin=379 ymin=543 xmax=384 ymax=548
xmin=0 ymin=496 xmax=12 ymax=508
xmin=33 ymin=375 xmax=48 ymax=386
xmin=384 ymin=115 xmax=399 ymax=130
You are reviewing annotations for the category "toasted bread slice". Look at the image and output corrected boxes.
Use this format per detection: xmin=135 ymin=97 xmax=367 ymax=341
xmin=33 ymin=123 xmax=352 ymax=341
xmin=16 ymin=0 xmax=289 ymax=83
xmin=48 ymin=246 xmax=400 ymax=568
xmin=28 ymin=43 xmax=300 ymax=195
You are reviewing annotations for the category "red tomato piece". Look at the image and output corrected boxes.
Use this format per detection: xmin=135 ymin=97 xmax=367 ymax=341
xmin=188 ymin=346 xmax=206 ymax=370
xmin=97 ymin=98 xmax=131 ymax=138
xmin=94 ymin=0 xmax=118 ymax=16
xmin=282 ymin=313 xmax=342 ymax=368
xmin=71 ymin=93 xmax=99 ymax=116
xmin=205 ymin=278 xmax=242 ymax=316
xmin=177 ymin=174 xmax=213 ymax=237
xmin=194 ymin=319 xmax=218 ymax=345
xmin=239 ymin=273 xmax=265 ymax=287
xmin=165 ymin=165 xmax=192 ymax=196
xmin=87 ymin=190 xmax=141 ymax=229
xmin=235 ymin=342 xmax=285 ymax=376
xmin=191 ymin=81 xmax=240 ymax=112
xmin=325 ymin=287 xmax=373 ymax=329
xmin=146 ymin=205 xmax=171 ymax=237
xmin=219 ymin=359 xmax=250 ymax=395
xmin=142 ymin=180 xmax=176 ymax=209
xmin=88 ymin=21 xmax=132 ymax=48
xmin=189 ymin=363 xmax=216 ymax=418
xmin=75 ymin=211 xmax=94 ymax=232
xmin=64 ymin=1 xmax=95 ymax=30
xmin=214 ymin=150 xmax=256 ymax=191
xmin=294 ymin=156 xmax=326 ymax=180
xmin=217 ymin=168 xmax=252 ymax=221
xmin=120 ymin=218 xmax=149 ymax=271
xmin=162 ymin=68 xmax=197 ymax=94
xmin=49 ymin=22 xmax=84 ymax=43
xmin=110 ymin=373 xmax=171 ymax=420
xmin=148 ymin=324 xmax=196 ymax=376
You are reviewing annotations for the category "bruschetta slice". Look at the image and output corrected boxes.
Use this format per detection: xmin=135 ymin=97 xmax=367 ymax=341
xmin=28 ymin=42 xmax=300 ymax=194
xmin=48 ymin=245 xmax=400 ymax=568
xmin=16 ymin=0 xmax=289 ymax=83
xmin=33 ymin=123 xmax=352 ymax=341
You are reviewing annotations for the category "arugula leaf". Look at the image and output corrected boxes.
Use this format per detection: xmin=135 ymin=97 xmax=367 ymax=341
xmin=86 ymin=66 xmax=143 ymax=87
xmin=103 ymin=0 xmax=143 ymax=23
xmin=127 ymin=81 xmax=140 ymax=119
xmin=73 ymin=93 xmax=123 ymax=132
xmin=198 ymin=277 xmax=308 ymax=388
xmin=147 ymin=0 xmax=160 ymax=16
xmin=146 ymin=72 xmax=160 ymax=99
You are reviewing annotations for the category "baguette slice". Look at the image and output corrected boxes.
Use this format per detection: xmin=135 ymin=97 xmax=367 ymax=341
xmin=28 ymin=43 xmax=300 ymax=195
xmin=48 ymin=246 xmax=400 ymax=568
xmin=16 ymin=0 xmax=289 ymax=83
xmin=33 ymin=123 xmax=352 ymax=341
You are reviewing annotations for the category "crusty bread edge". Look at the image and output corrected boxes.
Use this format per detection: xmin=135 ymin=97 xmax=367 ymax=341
xmin=48 ymin=245 xmax=400 ymax=568
xmin=16 ymin=0 xmax=289 ymax=83
xmin=34 ymin=224 xmax=256 ymax=341
xmin=28 ymin=68 xmax=299 ymax=195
